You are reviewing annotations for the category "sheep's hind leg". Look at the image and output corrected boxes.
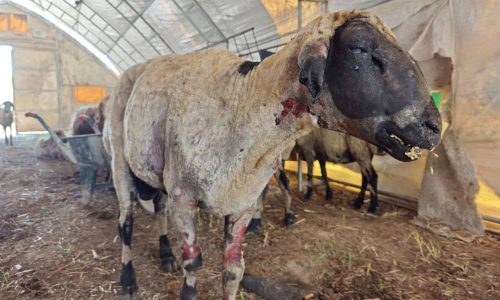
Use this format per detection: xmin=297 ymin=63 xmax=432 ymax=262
xmin=319 ymin=159 xmax=333 ymax=203
xmin=111 ymin=152 xmax=138 ymax=299
xmin=356 ymin=161 xmax=379 ymax=214
xmin=353 ymin=174 xmax=368 ymax=209
xmin=247 ymin=185 xmax=268 ymax=234
xmin=223 ymin=207 xmax=254 ymax=300
xmin=170 ymin=187 xmax=202 ymax=300
xmin=153 ymin=192 xmax=178 ymax=272
xmin=303 ymin=159 xmax=314 ymax=202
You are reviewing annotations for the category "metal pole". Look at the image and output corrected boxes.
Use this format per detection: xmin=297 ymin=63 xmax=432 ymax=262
xmin=298 ymin=157 xmax=303 ymax=192
xmin=298 ymin=0 xmax=303 ymax=32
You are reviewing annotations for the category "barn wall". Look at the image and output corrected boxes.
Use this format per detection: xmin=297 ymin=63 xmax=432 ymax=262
xmin=0 ymin=4 xmax=117 ymax=132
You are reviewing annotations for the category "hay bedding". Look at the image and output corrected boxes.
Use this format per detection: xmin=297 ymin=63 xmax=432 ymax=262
xmin=0 ymin=136 xmax=499 ymax=299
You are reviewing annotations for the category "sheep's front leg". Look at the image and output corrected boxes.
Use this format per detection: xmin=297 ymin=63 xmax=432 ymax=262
xmin=247 ymin=185 xmax=268 ymax=234
xmin=223 ymin=207 xmax=254 ymax=300
xmin=275 ymin=168 xmax=294 ymax=226
xmin=170 ymin=187 xmax=201 ymax=300
xmin=153 ymin=192 xmax=178 ymax=272
xmin=319 ymin=159 xmax=333 ymax=203
xmin=367 ymin=168 xmax=379 ymax=213
xmin=3 ymin=126 xmax=7 ymax=145
xmin=8 ymin=126 xmax=13 ymax=146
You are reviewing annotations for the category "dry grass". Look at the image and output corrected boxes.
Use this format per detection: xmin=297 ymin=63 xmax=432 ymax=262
xmin=0 ymin=136 xmax=499 ymax=299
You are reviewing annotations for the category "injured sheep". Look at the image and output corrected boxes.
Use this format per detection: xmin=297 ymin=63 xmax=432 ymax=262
xmin=103 ymin=10 xmax=441 ymax=300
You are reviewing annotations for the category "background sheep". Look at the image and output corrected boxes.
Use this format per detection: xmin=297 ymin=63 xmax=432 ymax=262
xmin=70 ymin=97 xmax=107 ymax=135
xmin=0 ymin=101 xmax=15 ymax=146
xmin=34 ymin=130 xmax=66 ymax=160
xmin=296 ymin=128 xmax=385 ymax=213
xmin=71 ymin=106 xmax=100 ymax=135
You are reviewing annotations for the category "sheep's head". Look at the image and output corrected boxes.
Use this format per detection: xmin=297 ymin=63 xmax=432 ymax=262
xmin=298 ymin=11 xmax=441 ymax=161
xmin=0 ymin=101 xmax=14 ymax=113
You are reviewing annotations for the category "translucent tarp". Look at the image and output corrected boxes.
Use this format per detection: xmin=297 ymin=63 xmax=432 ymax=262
xmin=10 ymin=0 xmax=280 ymax=72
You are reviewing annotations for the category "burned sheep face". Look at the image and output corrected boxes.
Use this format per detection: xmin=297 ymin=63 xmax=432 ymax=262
xmin=299 ymin=17 xmax=442 ymax=161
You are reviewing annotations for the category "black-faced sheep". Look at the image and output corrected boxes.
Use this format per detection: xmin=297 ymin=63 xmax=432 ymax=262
xmin=71 ymin=106 xmax=100 ymax=135
xmin=0 ymin=101 xmax=14 ymax=146
xmin=103 ymin=10 xmax=441 ymax=299
xmin=71 ymin=97 xmax=107 ymax=135
xmin=296 ymin=128 xmax=385 ymax=213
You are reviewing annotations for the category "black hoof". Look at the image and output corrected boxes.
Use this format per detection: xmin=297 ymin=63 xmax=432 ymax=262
xmin=303 ymin=187 xmax=313 ymax=202
xmin=180 ymin=280 xmax=196 ymax=300
xmin=247 ymin=218 xmax=261 ymax=234
xmin=353 ymin=198 xmax=364 ymax=209
xmin=325 ymin=189 xmax=333 ymax=203
xmin=160 ymin=254 xmax=178 ymax=273
xmin=118 ymin=288 xmax=138 ymax=300
xmin=368 ymin=205 xmax=379 ymax=214
xmin=284 ymin=213 xmax=295 ymax=226
xmin=120 ymin=262 xmax=138 ymax=299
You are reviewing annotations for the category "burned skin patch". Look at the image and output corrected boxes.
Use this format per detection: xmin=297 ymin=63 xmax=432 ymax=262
xmin=275 ymin=98 xmax=311 ymax=125
xmin=325 ymin=20 xmax=423 ymax=120
xmin=237 ymin=61 xmax=260 ymax=75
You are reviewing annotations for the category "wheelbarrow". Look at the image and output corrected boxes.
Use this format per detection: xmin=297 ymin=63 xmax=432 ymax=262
xmin=25 ymin=112 xmax=113 ymax=204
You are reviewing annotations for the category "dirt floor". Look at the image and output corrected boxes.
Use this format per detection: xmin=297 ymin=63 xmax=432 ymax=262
xmin=0 ymin=136 xmax=499 ymax=300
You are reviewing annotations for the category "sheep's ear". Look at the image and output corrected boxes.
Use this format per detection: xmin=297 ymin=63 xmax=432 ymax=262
xmin=298 ymin=38 xmax=329 ymax=102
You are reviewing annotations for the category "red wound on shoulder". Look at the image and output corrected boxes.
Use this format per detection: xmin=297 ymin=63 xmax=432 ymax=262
xmin=276 ymin=98 xmax=311 ymax=125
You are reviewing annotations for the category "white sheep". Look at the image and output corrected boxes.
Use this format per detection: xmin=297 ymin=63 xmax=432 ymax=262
xmin=34 ymin=130 xmax=66 ymax=160
xmin=0 ymin=101 xmax=14 ymax=146
xmin=103 ymin=10 xmax=441 ymax=299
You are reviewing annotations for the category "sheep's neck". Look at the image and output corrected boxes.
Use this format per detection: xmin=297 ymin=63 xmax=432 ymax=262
xmin=232 ymin=34 xmax=316 ymax=171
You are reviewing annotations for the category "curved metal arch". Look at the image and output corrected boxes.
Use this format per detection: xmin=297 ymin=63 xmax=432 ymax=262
xmin=10 ymin=0 xmax=121 ymax=75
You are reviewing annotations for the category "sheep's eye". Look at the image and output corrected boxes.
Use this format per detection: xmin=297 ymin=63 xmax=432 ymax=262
xmin=348 ymin=47 xmax=367 ymax=54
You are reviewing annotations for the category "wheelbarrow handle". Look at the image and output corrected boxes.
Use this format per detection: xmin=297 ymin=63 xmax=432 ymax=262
xmin=25 ymin=111 xmax=79 ymax=164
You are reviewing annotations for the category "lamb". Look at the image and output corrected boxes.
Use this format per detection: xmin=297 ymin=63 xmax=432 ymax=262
xmin=103 ymin=10 xmax=441 ymax=299
xmin=0 ymin=101 xmax=15 ymax=146
xmin=34 ymin=130 xmax=66 ymax=160
xmin=296 ymin=128 xmax=385 ymax=213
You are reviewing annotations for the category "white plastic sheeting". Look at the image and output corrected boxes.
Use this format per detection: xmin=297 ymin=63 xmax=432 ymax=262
xmin=9 ymin=0 xmax=280 ymax=72
xmin=370 ymin=0 xmax=500 ymax=198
